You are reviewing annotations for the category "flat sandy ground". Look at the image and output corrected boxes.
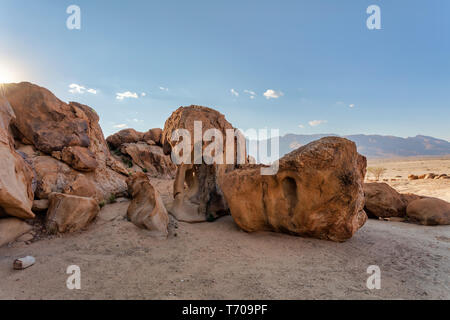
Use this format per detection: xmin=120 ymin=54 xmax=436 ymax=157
xmin=0 ymin=158 xmax=449 ymax=300
xmin=367 ymin=156 xmax=450 ymax=201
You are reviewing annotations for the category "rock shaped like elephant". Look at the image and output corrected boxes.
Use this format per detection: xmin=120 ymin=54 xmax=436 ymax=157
xmin=220 ymin=137 xmax=368 ymax=242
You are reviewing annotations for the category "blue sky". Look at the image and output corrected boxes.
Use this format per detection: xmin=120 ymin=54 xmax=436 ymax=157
xmin=1 ymin=0 xmax=449 ymax=140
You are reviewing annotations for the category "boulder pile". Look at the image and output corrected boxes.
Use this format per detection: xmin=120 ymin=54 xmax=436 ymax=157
xmin=0 ymin=83 xmax=172 ymax=245
xmin=107 ymin=128 xmax=176 ymax=179
xmin=408 ymin=173 xmax=449 ymax=180
xmin=1 ymin=82 xmax=448 ymax=248
xmin=364 ymin=182 xmax=450 ymax=225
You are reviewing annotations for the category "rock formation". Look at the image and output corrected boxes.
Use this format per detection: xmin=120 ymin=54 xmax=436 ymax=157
xmin=126 ymin=172 xmax=169 ymax=237
xmin=161 ymin=105 xmax=245 ymax=222
xmin=406 ymin=198 xmax=450 ymax=225
xmin=0 ymin=217 xmax=33 ymax=247
xmin=363 ymin=183 xmax=421 ymax=218
xmin=46 ymin=193 xmax=100 ymax=233
xmin=107 ymin=128 xmax=176 ymax=178
xmin=0 ymin=97 xmax=35 ymax=219
xmin=2 ymin=82 xmax=128 ymax=204
xmin=220 ymin=137 xmax=368 ymax=242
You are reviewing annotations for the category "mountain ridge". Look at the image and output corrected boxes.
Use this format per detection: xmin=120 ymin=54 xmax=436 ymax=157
xmin=255 ymin=134 xmax=450 ymax=159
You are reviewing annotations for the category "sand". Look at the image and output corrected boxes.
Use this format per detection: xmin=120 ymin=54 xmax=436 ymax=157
xmin=0 ymin=159 xmax=449 ymax=300
xmin=367 ymin=156 xmax=450 ymax=202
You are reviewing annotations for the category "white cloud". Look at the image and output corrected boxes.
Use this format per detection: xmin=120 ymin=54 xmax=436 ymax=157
xmin=116 ymin=91 xmax=139 ymax=100
xmin=230 ymin=88 xmax=239 ymax=97
xmin=159 ymin=86 xmax=169 ymax=92
xmin=244 ymin=90 xmax=256 ymax=99
xmin=69 ymin=83 xmax=97 ymax=94
xmin=141 ymin=92 xmax=146 ymax=97
xmin=113 ymin=124 xmax=128 ymax=129
xmin=308 ymin=120 xmax=327 ymax=127
xmin=349 ymin=104 xmax=355 ymax=108
xmin=69 ymin=83 xmax=85 ymax=94
xmin=263 ymin=89 xmax=284 ymax=100
xmin=298 ymin=124 xmax=305 ymax=128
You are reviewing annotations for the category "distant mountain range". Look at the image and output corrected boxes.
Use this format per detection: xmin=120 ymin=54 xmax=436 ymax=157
xmin=253 ymin=134 xmax=450 ymax=159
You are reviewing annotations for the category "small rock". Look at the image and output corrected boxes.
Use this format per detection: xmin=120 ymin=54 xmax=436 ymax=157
xmin=32 ymin=199 xmax=49 ymax=213
xmin=0 ymin=218 xmax=32 ymax=247
xmin=16 ymin=233 xmax=34 ymax=242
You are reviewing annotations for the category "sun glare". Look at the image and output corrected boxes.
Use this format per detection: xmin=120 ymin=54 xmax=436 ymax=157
xmin=0 ymin=64 xmax=18 ymax=84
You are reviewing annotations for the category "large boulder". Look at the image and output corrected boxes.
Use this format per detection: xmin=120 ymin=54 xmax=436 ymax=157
xmin=220 ymin=137 xmax=368 ymax=242
xmin=0 ymin=97 xmax=35 ymax=219
xmin=2 ymin=83 xmax=128 ymax=203
xmin=31 ymin=155 xmax=126 ymax=202
xmin=106 ymin=128 xmax=144 ymax=150
xmin=61 ymin=146 xmax=98 ymax=172
xmin=4 ymin=83 xmax=91 ymax=154
xmin=143 ymin=128 xmax=163 ymax=146
xmin=161 ymin=105 xmax=244 ymax=222
xmin=126 ymin=172 xmax=169 ymax=237
xmin=106 ymin=128 xmax=175 ymax=178
xmin=406 ymin=198 xmax=450 ymax=225
xmin=364 ymin=183 xmax=408 ymax=218
xmin=0 ymin=218 xmax=32 ymax=247
xmin=364 ymin=183 xmax=422 ymax=218
xmin=46 ymin=193 xmax=100 ymax=233
xmin=120 ymin=142 xmax=176 ymax=178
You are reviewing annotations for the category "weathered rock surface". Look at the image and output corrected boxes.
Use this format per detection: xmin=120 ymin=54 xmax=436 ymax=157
xmin=32 ymin=199 xmax=49 ymax=213
xmin=364 ymin=183 xmax=408 ymax=218
xmin=143 ymin=128 xmax=163 ymax=146
xmin=120 ymin=142 xmax=176 ymax=178
xmin=0 ymin=97 xmax=35 ymax=219
xmin=0 ymin=217 xmax=32 ymax=247
xmin=364 ymin=183 xmax=423 ymax=219
xmin=106 ymin=128 xmax=144 ymax=150
xmin=31 ymin=155 xmax=126 ymax=202
xmin=46 ymin=193 xmax=100 ymax=233
xmin=2 ymin=83 xmax=128 ymax=204
xmin=4 ymin=83 xmax=91 ymax=154
xmin=162 ymin=105 xmax=243 ymax=222
xmin=406 ymin=198 xmax=450 ymax=225
xmin=106 ymin=128 xmax=174 ymax=178
xmin=61 ymin=146 xmax=98 ymax=172
xmin=220 ymin=137 xmax=368 ymax=242
xmin=126 ymin=173 xmax=169 ymax=237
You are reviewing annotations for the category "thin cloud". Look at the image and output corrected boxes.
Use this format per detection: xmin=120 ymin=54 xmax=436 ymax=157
xmin=349 ymin=104 xmax=355 ymax=108
xmin=309 ymin=120 xmax=327 ymax=127
xmin=116 ymin=91 xmax=139 ymax=100
xmin=159 ymin=86 xmax=169 ymax=92
xmin=113 ymin=123 xmax=128 ymax=129
xmin=141 ymin=92 xmax=147 ymax=97
xmin=263 ymin=89 xmax=284 ymax=99
xmin=69 ymin=83 xmax=97 ymax=94
xmin=298 ymin=124 xmax=305 ymax=128
xmin=244 ymin=90 xmax=256 ymax=99
xmin=230 ymin=88 xmax=239 ymax=97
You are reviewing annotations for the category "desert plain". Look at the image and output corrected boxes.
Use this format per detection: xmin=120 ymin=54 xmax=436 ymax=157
xmin=1 ymin=156 xmax=449 ymax=300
